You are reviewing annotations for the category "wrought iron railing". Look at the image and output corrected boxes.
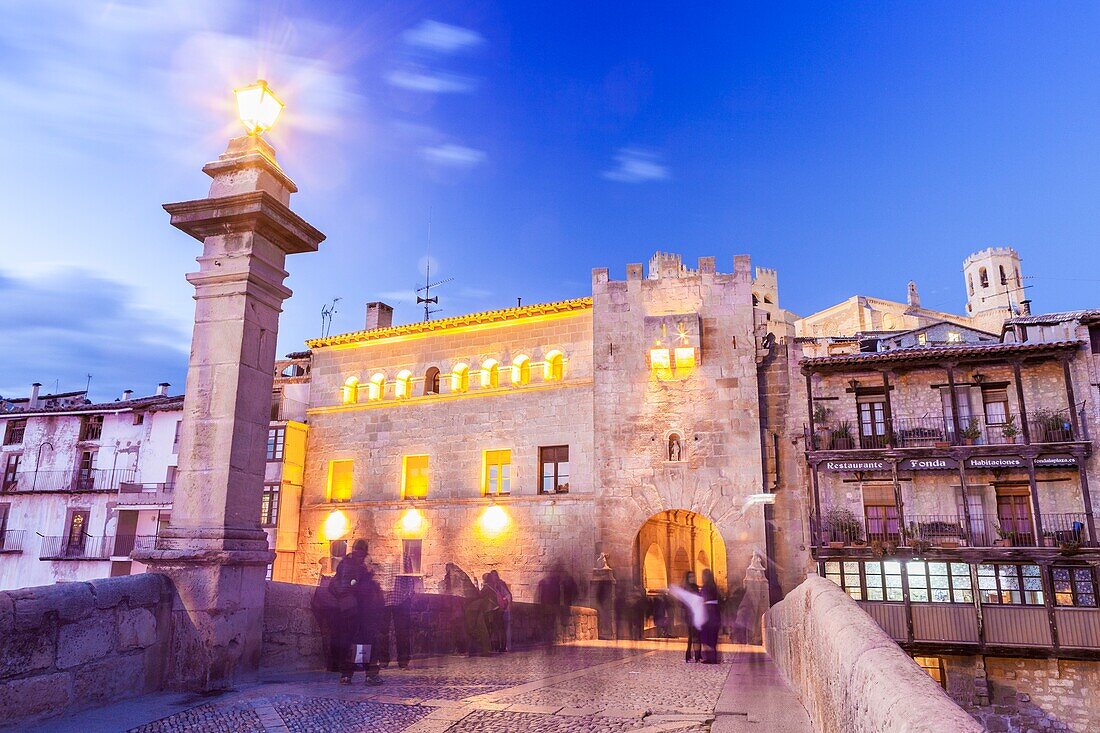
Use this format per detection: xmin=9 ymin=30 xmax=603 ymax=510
xmin=39 ymin=533 xmax=112 ymax=560
xmin=117 ymin=482 xmax=174 ymax=506
xmin=112 ymin=534 xmax=158 ymax=556
xmin=806 ymin=411 xmax=1077 ymax=450
xmin=5 ymin=468 xmax=136 ymax=492
xmin=812 ymin=512 xmax=1096 ymax=549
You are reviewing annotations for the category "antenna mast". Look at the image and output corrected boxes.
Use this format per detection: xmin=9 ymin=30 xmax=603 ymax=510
xmin=321 ymin=297 xmax=342 ymax=338
xmin=416 ymin=211 xmax=454 ymax=321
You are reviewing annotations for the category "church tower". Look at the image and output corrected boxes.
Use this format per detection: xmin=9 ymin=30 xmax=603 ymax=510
xmin=963 ymin=247 xmax=1026 ymax=332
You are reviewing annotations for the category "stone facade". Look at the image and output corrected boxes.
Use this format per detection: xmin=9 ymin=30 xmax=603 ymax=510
xmin=0 ymin=573 xmax=173 ymax=727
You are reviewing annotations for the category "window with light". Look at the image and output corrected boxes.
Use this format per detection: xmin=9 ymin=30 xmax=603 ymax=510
xmin=483 ymin=449 xmax=511 ymax=495
xmin=403 ymin=455 xmax=429 ymax=499
xmin=261 ymin=483 xmax=280 ymax=526
xmin=327 ymin=459 xmax=353 ymax=502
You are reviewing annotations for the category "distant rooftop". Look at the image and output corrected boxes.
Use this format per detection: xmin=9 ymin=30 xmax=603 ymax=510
xmin=1004 ymin=309 xmax=1100 ymax=326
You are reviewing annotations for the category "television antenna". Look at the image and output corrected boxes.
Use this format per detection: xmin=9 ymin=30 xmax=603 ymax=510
xmin=416 ymin=212 xmax=453 ymax=321
xmin=321 ymin=297 xmax=342 ymax=338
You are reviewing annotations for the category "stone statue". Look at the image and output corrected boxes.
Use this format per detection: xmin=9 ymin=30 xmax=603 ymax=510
xmin=595 ymin=552 xmax=611 ymax=571
xmin=668 ymin=435 xmax=682 ymax=462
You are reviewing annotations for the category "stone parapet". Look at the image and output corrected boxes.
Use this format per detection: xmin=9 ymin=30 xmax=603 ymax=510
xmin=0 ymin=573 xmax=173 ymax=729
xmin=764 ymin=575 xmax=982 ymax=733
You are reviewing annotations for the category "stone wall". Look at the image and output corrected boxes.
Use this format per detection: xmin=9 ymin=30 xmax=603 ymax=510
xmin=0 ymin=573 xmax=173 ymax=728
xmin=942 ymin=654 xmax=1100 ymax=732
xmin=260 ymin=581 xmax=598 ymax=672
xmin=764 ymin=575 xmax=982 ymax=733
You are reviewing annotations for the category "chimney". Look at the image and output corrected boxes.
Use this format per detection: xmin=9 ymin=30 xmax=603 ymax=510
xmin=29 ymin=383 xmax=41 ymax=408
xmin=1019 ymin=299 xmax=1032 ymax=317
xmin=365 ymin=301 xmax=394 ymax=331
xmin=156 ymin=383 xmax=170 ymax=397
xmin=122 ymin=389 xmax=134 ymax=401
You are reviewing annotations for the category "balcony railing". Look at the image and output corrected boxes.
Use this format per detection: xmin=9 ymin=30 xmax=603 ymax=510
xmin=112 ymin=534 xmax=158 ymax=556
xmin=0 ymin=529 xmax=25 ymax=553
xmin=117 ymin=482 xmax=175 ymax=506
xmin=2 ymin=468 xmax=136 ymax=493
xmin=812 ymin=512 xmax=1095 ymax=550
xmin=39 ymin=533 xmax=112 ymax=560
xmin=807 ymin=410 xmax=1078 ymax=451
xmin=271 ymin=396 xmax=308 ymax=422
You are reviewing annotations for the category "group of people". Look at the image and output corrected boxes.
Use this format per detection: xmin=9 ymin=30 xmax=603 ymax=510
xmin=464 ymin=570 xmax=513 ymax=656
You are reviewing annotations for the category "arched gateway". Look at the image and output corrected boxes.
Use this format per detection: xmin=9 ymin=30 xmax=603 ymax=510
xmin=635 ymin=509 xmax=728 ymax=594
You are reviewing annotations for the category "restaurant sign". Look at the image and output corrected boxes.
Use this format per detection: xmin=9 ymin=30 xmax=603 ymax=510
xmin=1035 ymin=454 xmax=1078 ymax=468
xmin=967 ymin=456 xmax=1024 ymax=469
xmin=823 ymin=459 xmax=888 ymax=473
xmin=898 ymin=457 xmax=958 ymax=471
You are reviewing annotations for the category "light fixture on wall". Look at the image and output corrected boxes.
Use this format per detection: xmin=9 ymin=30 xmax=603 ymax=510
xmin=479 ymin=504 xmax=510 ymax=536
xmin=322 ymin=510 xmax=350 ymax=542
xmin=973 ymin=373 xmax=986 ymax=384
xmin=848 ymin=379 xmax=860 ymax=391
xmin=400 ymin=507 xmax=425 ymax=534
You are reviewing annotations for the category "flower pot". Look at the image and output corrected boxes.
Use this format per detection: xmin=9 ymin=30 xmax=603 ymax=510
xmin=938 ymin=540 xmax=960 ymax=549
xmin=994 ymin=539 xmax=1011 ymax=547
xmin=828 ymin=541 xmax=845 ymax=549
xmin=934 ymin=441 xmax=950 ymax=448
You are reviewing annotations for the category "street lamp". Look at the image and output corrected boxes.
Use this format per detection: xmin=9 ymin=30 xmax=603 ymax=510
xmin=234 ymin=79 xmax=285 ymax=135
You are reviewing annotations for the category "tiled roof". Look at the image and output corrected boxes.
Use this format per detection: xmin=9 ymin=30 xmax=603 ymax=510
xmin=283 ymin=350 xmax=312 ymax=360
xmin=2 ymin=394 xmax=184 ymax=417
xmin=1004 ymin=310 xmax=1100 ymax=326
xmin=307 ymin=296 xmax=594 ymax=348
xmin=800 ymin=340 xmax=1083 ymax=372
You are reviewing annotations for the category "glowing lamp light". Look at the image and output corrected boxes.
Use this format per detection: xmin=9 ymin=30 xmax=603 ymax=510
xmin=649 ymin=348 xmax=671 ymax=370
xmin=234 ymin=79 xmax=285 ymax=135
xmin=322 ymin=510 xmax=350 ymax=542
xmin=479 ymin=505 xmax=510 ymax=536
xmin=401 ymin=507 xmax=425 ymax=534
xmin=674 ymin=347 xmax=696 ymax=369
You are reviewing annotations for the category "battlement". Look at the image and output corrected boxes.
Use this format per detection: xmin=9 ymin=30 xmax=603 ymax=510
xmin=647 ymin=251 xmax=696 ymax=279
xmin=963 ymin=246 xmax=1019 ymax=267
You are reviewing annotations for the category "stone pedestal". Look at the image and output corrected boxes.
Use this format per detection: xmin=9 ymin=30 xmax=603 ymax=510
xmin=135 ymin=134 xmax=324 ymax=690
xmin=590 ymin=566 xmax=617 ymax=640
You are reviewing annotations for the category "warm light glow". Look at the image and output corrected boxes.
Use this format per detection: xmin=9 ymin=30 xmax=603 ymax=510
xmin=481 ymin=359 xmax=499 ymax=388
xmin=234 ymin=79 xmax=284 ymax=135
xmin=400 ymin=507 xmax=425 ymax=534
xmin=544 ymin=350 xmax=564 ymax=381
xmin=402 ymin=455 xmax=430 ymax=499
xmin=479 ymin=504 xmax=510 ymax=535
xmin=322 ymin=510 xmax=350 ymax=541
xmin=327 ymin=459 xmax=354 ymax=502
xmin=342 ymin=376 xmax=359 ymax=405
xmin=369 ymin=373 xmax=385 ymax=400
xmin=511 ymin=355 xmax=531 ymax=385
xmin=674 ymin=347 xmax=696 ymax=368
xmin=451 ymin=363 xmax=469 ymax=392
xmin=649 ymin=348 xmax=671 ymax=370
xmin=395 ymin=369 xmax=413 ymax=399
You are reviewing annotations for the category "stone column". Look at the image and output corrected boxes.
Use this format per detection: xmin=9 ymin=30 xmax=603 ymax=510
xmin=136 ymin=134 xmax=324 ymax=690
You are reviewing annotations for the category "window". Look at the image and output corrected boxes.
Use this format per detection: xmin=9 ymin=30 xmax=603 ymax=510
xmin=511 ymin=356 xmax=530 ymax=386
xmin=544 ymin=350 xmax=564 ymax=381
xmin=402 ymin=538 xmax=423 ymax=574
xmin=979 ymin=267 xmax=989 ymax=288
xmin=978 ymin=563 xmax=1044 ymax=605
xmin=342 ymin=376 xmax=360 ymax=405
xmin=64 ymin=509 xmax=90 ymax=556
xmin=863 ymin=560 xmax=904 ymax=601
xmin=172 ymin=420 xmax=182 ymax=455
xmin=266 ymin=427 xmax=285 ymax=461
xmin=1053 ymin=566 xmax=1097 ymax=607
xmin=260 ymin=484 xmax=280 ymax=527
xmin=76 ymin=450 xmax=96 ymax=490
xmin=3 ymin=419 xmax=26 ymax=446
xmin=968 ymin=275 xmax=974 ymax=296
xmin=2 ymin=453 xmax=20 ymax=491
xmin=0 ymin=502 xmax=8 ymax=537
xmin=483 ymin=450 xmax=511 ymax=495
xmin=946 ymin=331 xmax=962 ymax=343
xmin=539 ymin=446 xmax=570 ymax=494
xmin=917 ymin=333 xmax=928 ymax=346
xmin=80 ymin=415 xmax=104 ymax=441
xmin=981 ymin=387 xmax=1010 ymax=426
xmin=451 ymin=364 xmax=469 ymax=393
xmin=395 ymin=370 xmax=413 ymax=399
xmin=906 ymin=561 xmax=973 ymax=603
xmin=999 ymin=265 xmax=1007 ymax=286
xmin=914 ymin=656 xmax=946 ymax=689
xmin=1089 ymin=324 xmax=1100 ymax=355
xmin=424 ymin=367 xmax=441 ymax=395
xmin=824 ymin=561 xmax=863 ymax=600
xmin=402 ymin=455 xmax=429 ymax=499
xmin=857 ymin=393 xmax=888 ymax=449
xmin=327 ymin=459 xmax=353 ymax=502
xmin=369 ymin=373 xmax=386 ymax=401
xmin=480 ymin=360 xmax=499 ymax=389
xmin=862 ymin=485 xmax=900 ymax=543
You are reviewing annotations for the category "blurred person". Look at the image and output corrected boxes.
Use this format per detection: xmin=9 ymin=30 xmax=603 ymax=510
xmin=681 ymin=572 xmax=702 ymax=662
xmin=332 ymin=539 xmax=386 ymax=685
xmin=700 ymin=569 xmax=721 ymax=664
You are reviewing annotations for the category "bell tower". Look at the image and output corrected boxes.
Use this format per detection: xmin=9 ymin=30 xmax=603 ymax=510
xmin=963 ymin=247 xmax=1025 ymax=332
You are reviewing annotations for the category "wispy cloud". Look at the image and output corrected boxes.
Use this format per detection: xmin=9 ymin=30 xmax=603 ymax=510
xmin=385 ymin=67 xmax=477 ymax=94
xmin=403 ymin=20 xmax=484 ymax=54
xmin=602 ymin=148 xmax=669 ymax=183
xmin=377 ymin=289 xmax=419 ymax=304
xmin=421 ymin=143 xmax=486 ymax=168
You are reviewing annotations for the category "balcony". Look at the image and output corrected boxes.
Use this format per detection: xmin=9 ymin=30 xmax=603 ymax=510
xmin=117 ymin=482 xmax=174 ymax=507
xmin=271 ymin=396 xmax=308 ymax=422
xmin=39 ymin=534 xmax=112 ymax=560
xmin=1 ymin=468 xmax=136 ymax=493
xmin=806 ymin=410 xmax=1081 ymax=452
xmin=811 ymin=511 xmax=1095 ymax=551
xmin=111 ymin=534 xmax=158 ymax=556
xmin=0 ymin=529 xmax=24 ymax=553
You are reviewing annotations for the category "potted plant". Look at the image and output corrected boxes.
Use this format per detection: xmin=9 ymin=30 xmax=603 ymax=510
xmin=830 ymin=421 xmax=854 ymax=450
xmin=869 ymin=539 xmax=886 ymax=557
xmin=824 ymin=506 xmax=863 ymax=548
xmin=1060 ymin=538 xmax=1082 ymax=556
xmin=993 ymin=523 xmax=1012 ymax=547
xmin=1000 ymin=416 xmax=1020 ymax=444
xmin=903 ymin=522 xmax=931 ymax=553
xmin=959 ymin=417 xmax=982 ymax=445
xmin=1033 ymin=409 xmax=1070 ymax=443
xmin=813 ymin=405 xmax=832 ymax=449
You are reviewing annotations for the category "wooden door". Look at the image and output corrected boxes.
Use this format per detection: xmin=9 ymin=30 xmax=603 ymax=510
xmin=996 ymin=493 xmax=1033 ymax=546
xmin=65 ymin=510 xmax=89 ymax=556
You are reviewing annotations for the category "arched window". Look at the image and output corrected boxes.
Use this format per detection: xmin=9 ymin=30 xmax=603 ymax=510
xmin=752 ymin=293 xmax=760 ymax=307
xmin=368 ymin=373 xmax=385 ymax=401
xmin=979 ymin=267 xmax=989 ymax=288
xmin=511 ymin=355 xmax=531 ymax=386
xmin=1015 ymin=267 xmax=1021 ymax=286
xmin=968 ymin=275 xmax=974 ymax=296
xmin=395 ymin=370 xmax=413 ymax=399
xmin=999 ymin=265 xmax=1007 ymax=286
xmin=342 ymin=376 xmax=359 ymax=405
xmin=481 ymin=359 xmax=499 ymax=389
xmin=544 ymin=350 xmax=564 ymax=381
xmin=451 ymin=363 xmax=469 ymax=393
xmin=424 ymin=367 xmax=441 ymax=395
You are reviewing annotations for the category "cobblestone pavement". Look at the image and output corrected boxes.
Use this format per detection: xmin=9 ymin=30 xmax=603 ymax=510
xmin=114 ymin=641 xmax=751 ymax=733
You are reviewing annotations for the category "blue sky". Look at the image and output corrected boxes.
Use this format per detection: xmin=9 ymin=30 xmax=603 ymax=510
xmin=2 ymin=1 xmax=1100 ymax=400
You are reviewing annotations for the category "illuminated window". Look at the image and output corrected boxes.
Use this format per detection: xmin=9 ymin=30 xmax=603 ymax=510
xmin=649 ymin=348 xmax=671 ymax=370
xmin=327 ymin=459 xmax=353 ymax=502
xmin=917 ymin=333 xmax=927 ymax=346
xmin=977 ymin=563 xmax=1044 ymax=605
xmin=544 ymin=350 xmax=564 ymax=381
xmin=906 ymin=561 xmax=973 ymax=603
xmin=913 ymin=656 xmax=946 ymax=689
xmin=483 ymin=449 xmax=511 ymax=495
xmin=451 ymin=363 xmax=469 ymax=393
xmin=946 ymin=331 xmax=962 ymax=343
xmin=402 ymin=455 xmax=429 ymax=499
xmin=863 ymin=560 xmax=904 ymax=601
xmin=424 ymin=367 xmax=441 ymax=395
xmin=1053 ymin=566 xmax=1097 ymax=607
xmin=395 ymin=370 xmax=413 ymax=399
xmin=261 ymin=483 xmax=280 ymax=526
xmin=674 ymin=347 xmax=696 ymax=369
xmin=481 ymin=359 xmax=499 ymax=388
xmin=342 ymin=377 xmax=359 ymax=405
xmin=539 ymin=445 xmax=569 ymax=494
xmin=823 ymin=561 xmax=863 ymax=600
xmin=369 ymin=373 xmax=385 ymax=401
xmin=511 ymin=355 xmax=531 ymax=385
